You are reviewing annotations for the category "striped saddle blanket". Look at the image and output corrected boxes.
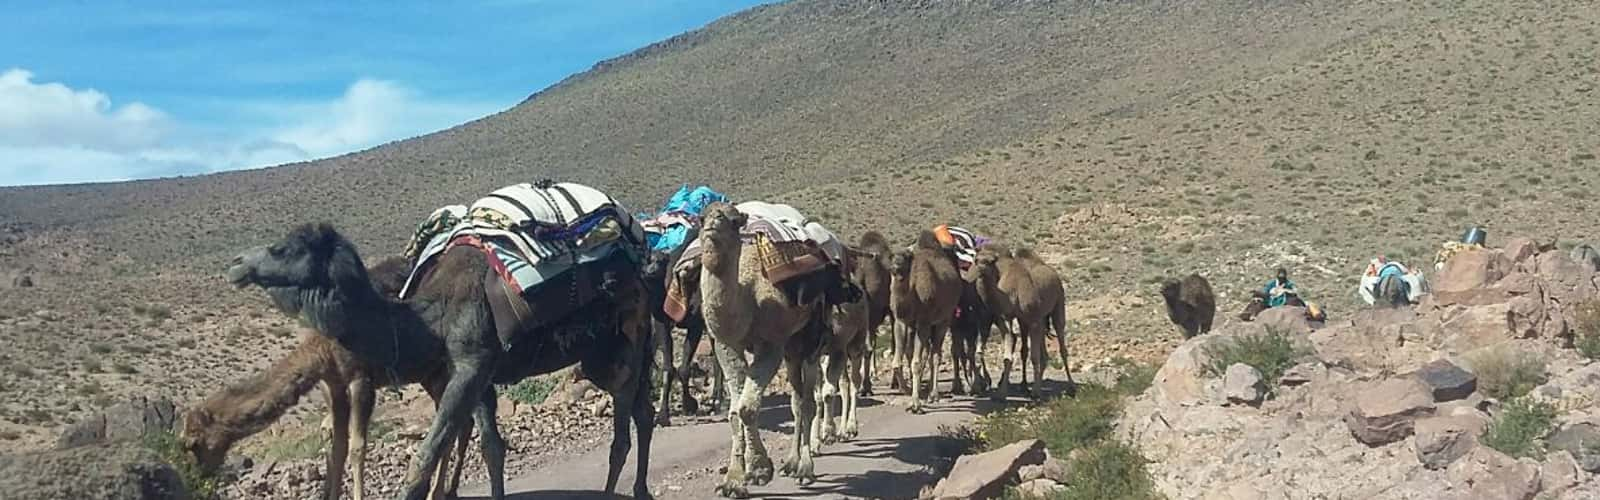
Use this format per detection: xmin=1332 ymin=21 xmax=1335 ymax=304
xmin=399 ymin=181 xmax=645 ymax=300
xmin=663 ymin=201 xmax=845 ymax=322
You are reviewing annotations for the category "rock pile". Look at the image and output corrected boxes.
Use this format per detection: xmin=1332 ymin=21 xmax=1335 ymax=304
xmin=1120 ymin=237 xmax=1600 ymax=499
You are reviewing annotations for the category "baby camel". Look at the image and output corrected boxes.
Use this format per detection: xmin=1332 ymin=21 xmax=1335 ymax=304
xmin=182 ymin=257 xmax=471 ymax=500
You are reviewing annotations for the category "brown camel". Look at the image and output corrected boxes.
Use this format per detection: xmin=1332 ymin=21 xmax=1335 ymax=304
xmin=642 ymin=238 xmax=725 ymax=425
xmin=697 ymin=202 xmax=848 ymax=496
xmin=183 ymin=257 xmax=473 ymax=500
xmin=225 ymin=222 xmax=655 ymax=500
xmin=968 ymin=245 xmax=1074 ymax=401
xmin=950 ymin=278 xmax=994 ymax=395
xmin=888 ymin=231 xmax=962 ymax=413
xmin=853 ymin=231 xmax=893 ymax=396
xmin=1160 ymin=273 xmax=1216 ymax=338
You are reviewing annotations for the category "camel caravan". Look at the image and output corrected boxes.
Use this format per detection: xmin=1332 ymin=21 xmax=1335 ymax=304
xmin=181 ymin=180 xmax=1079 ymax=500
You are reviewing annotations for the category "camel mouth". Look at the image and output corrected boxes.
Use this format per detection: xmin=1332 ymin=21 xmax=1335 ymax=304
xmin=224 ymin=264 xmax=255 ymax=289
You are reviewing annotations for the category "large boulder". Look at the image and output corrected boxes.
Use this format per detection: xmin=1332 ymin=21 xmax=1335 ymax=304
xmin=0 ymin=442 xmax=192 ymax=500
xmin=1346 ymin=378 xmax=1436 ymax=446
xmin=1255 ymin=306 xmax=1314 ymax=335
xmin=1410 ymin=358 xmax=1478 ymax=403
xmin=56 ymin=396 xmax=180 ymax=450
xmin=1414 ymin=414 xmax=1488 ymax=470
xmin=1447 ymin=446 xmax=1541 ymax=500
xmin=927 ymin=439 xmax=1047 ymax=499
xmin=1152 ymin=335 xmax=1224 ymax=407
xmin=1436 ymin=248 xmax=1512 ymax=293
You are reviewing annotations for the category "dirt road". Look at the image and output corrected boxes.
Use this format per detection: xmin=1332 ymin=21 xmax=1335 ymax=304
xmin=465 ymin=390 xmax=1014 ymax=500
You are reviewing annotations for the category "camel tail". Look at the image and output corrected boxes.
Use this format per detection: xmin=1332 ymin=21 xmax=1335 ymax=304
xmin=1047 ymin=288 xmax=1068 ymax=339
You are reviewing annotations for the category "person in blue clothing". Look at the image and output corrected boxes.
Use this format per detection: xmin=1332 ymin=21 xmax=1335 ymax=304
xmin=1262 ymin=267 xmax=1298 ymax=307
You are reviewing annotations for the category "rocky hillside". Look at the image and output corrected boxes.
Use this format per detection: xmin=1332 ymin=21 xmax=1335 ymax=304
xmin=1120 ymin=238 xmax=1600 ymax=499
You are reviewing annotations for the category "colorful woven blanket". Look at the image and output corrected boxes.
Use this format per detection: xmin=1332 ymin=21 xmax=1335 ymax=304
xmin=399 ymin=181 xmax=645 ymax=299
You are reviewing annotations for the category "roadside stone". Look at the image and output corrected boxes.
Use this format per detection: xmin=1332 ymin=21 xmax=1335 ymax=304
xmin=1223 ymin=363 xmax=1265 ymax=406
xmin=1016 ymin=479 xmax=1065 ymax=498
xmin=1436 ymin=248 xmax=1510 ymax=293
xmin=1346 ymin=378 xmax=1436 ymax=446
xmin=1279 ymin=361 xmax=1326 ymax=386
xmin=928 ymin=439 xmax=1047 ymax=500
xmin=0 ymin=442 xmax=192 ymax=500
xmin=1540 ymin=451 xmax=1582 ymax=497
xmin=1017 ymin=464 xmax=1044 ymax=483
xmin=1040 ymin=455 xmax=1070 ymax=483
xmin=1502 ymin=237 xmax=1540 ymax=265
xmin=1411 ymin=358 xmax=1478 ymax=403
xmin=1548 ymin=422 xmax=1600 ymax=473
xmin=55 ymin=395 xmax=179 ymax=450
xmin=1414 ymin=415 xmax=1488 ymax=470
xmin=1152 ymin=335 xmax=1222 ymax=407
xmin=1449 ymin=446 xmax=1540 ymax=500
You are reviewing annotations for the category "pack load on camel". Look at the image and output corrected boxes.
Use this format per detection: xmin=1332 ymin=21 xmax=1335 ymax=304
xmin=663 ymin=200 xmax=852 ymax=322
xmin=400 ymin=180 xmax=647 ymax=342
xmin=639 ymin=184 xmax=729 ymax=253
xmin=930 ymin=224 xmax=990 ymax=270
xmin=1359 ymin=255 xmax=1430 ymax=306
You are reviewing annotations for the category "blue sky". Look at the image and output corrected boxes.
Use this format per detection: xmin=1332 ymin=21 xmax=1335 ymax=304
xmin=0 ymin=0 xmax=770 ymax=187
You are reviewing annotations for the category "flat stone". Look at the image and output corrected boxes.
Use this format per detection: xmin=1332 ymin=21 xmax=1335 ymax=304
xmin=1548 ymin=422 xmax=1600 ymax=473
xmin=1279 ymin=361 xmax=1326 ymax=386
xmin=1411 ymin=359 xmax=1478 ymax=403
xmin=1414 ymin=415 xmax=1487 ymax=470
xmin=1345 ymin=378 xmax=1436 ymax=446
xmin=928 ymin=439 xmax=1046 ymax=500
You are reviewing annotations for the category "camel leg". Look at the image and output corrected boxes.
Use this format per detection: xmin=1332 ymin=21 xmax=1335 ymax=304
xmin=349 ymin=378 xmax=374 ymax=500
xmin=859 ymin=324 xmax=875 ymax=396
xmin=994 ymin=320 xmax=1017 ymax=402
xmin=401 ymin=367 xmax=487 ymax=500
xmin=1051 ymin=300 xmax=1074 ymax=390
xmin=474 ymin=389 xmax=507 ymax=500
xmin=321 ymin=380 xmax=350 ymax=500
xmin=681 ymin=321 xmax=705 ymax=415
xmin=654 ymin=319 xmax=676 ymax=426
xmin=742 ymin=347 xmax=781 ymax=487
xmin=712 ymin=339 xmax=751 ymax=498
xmin=950 ymin=330 xmax=967 ymax=396
xmin=890 ymin=320 xmax=907 ymax=391
xmin=930 ymin=324 xmax=948 ymax=403
xmin=427 ymin=417 xmax=471 ymax=500
xmin=787 ymin=355 xmax=819 ymax=485
xmin=709 ymin=336 xmax=727 ymax=415
xmin=909 ymin=322 xmax=928 ymax=414
xmin=820 ymin=351 xmax=844 ymax=444
xmin=1029 ymin=324 xmax=1046 ymax=400
xmin=630 ymin=342 xmax=658 ymax=500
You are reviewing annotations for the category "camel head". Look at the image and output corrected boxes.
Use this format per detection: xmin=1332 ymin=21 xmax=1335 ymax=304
xmin=180 ymin=408 xmax=230 ymax=472
xmin=1159 ymin=279 xmax=1182 ymax=304
xmin=700 ymin=202 xmax=747 ymax=237
xmin=968 ymin=248 xmax=1003 ymax=285
xmin=226 ymin=223 xmax=372 ymax=317
xmin=889 ymin=248 xmax=914 ymax=278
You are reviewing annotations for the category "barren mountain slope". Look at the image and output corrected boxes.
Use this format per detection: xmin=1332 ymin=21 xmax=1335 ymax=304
xmin=3 ymin=0 xmax=1598 ymax=454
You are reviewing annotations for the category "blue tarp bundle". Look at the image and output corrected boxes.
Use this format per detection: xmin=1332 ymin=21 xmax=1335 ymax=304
xmin=642 ymin=184 xmax=729 ymax=252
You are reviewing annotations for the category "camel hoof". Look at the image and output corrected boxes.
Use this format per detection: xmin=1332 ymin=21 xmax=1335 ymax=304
xmin=843 ymin=427 xmax=859 ymax=440
xmin=654 ymin=414 xmax=673 ymax=427
xmin=907 ymin=405 xmax=925 ymax=415
xmin=749 ymin=456 xmax=775 ymax=486
xmin=779 ymin=459 xmax=797 ymax=477
xmin=821 ymin=433 xmax=839 ymax=446
xmin=633 ymin=490 xmax=656 ymax=500
xmin=716 ymin=483 xmax=749 ymax=498
xmin=796 ymin=474 xmax=817 ymax=486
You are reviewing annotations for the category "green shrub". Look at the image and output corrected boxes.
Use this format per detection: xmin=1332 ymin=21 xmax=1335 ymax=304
xmin=143 ymin=430 xmax=220 ymax=498
xmin=1575 ymin=301 xmax=1600 ymax=360
xmin=1467 ymin=348 xmax=1547 ymax=400
xmin=1109 ymin=357 xmax=1157 ymax=396
xmin=1053 ymin=442 xmax=1162 ymax=500
xmin=503 ymin=377 xmax=556 ymax=406
xmin=1481 ymin=398 xmax=1556 ymax=458
xmin=1203 ymin=328 xmax=1304 ymax=386
xmin=261 ymin=428 xmax=326 ymax=462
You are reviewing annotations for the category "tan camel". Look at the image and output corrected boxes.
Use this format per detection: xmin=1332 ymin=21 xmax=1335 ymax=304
xmin=888 ymin=231 xmax=962 ymax=414
xmin=967 ymin=245 xmax=1074 ymax=400
xmin=184 ymin=257 xmax=471 ymax=500
xmin=698 ymin=202 xmax=846 ymax=497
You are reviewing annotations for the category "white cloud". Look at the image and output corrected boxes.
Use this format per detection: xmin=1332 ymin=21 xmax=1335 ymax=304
xmin=0 ymin=69 xmax=499 ymax=187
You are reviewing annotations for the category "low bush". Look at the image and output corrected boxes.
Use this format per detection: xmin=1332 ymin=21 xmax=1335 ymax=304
xmin=1467 ymin=348 xmax=1547 ymax=400
xmin=1481 ymin=397 xmax=1556 ymax=458
xmin=1203 ymin=328 xmax=1304 ymax=386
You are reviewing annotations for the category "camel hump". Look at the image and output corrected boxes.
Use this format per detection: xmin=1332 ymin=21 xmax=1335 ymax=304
xmin=914 ymin=229 xmax=941 ymax=250
xmin=1011 ymin=247 xmax=1040 ymax=262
